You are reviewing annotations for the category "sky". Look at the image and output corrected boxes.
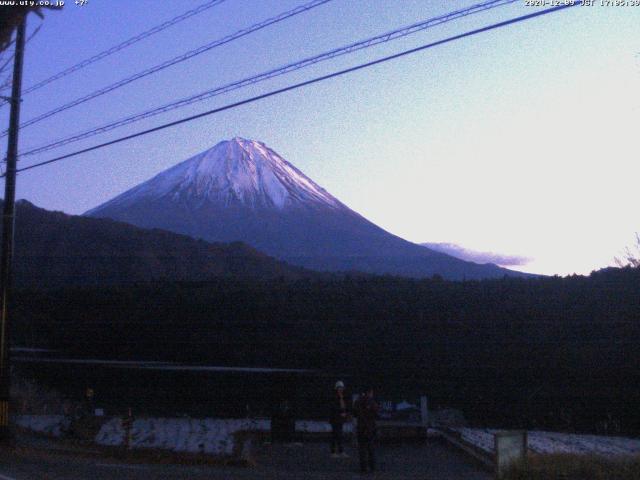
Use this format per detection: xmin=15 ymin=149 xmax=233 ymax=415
xmin=0 ymin=0 xmax=638 ymax=276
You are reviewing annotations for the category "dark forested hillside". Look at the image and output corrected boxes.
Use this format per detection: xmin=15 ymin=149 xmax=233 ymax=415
xmin=1 ymin=200 xmax=310 ymax=286
xmin=13 ymin=266 xmax=640 ymax=434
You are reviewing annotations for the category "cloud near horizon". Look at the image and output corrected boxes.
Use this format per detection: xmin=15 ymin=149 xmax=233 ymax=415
xmin=422 ymin=243 xmax=533 ymax=267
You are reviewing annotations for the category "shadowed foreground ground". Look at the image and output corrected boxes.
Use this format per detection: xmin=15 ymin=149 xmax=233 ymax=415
xmin=0 ymin=436 xmax=491 ymax=479
xmin=254 ymin=440 xmax=492 ymax=479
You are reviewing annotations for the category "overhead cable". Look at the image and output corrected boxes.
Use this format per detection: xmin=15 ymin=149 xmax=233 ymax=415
xmin=20 ymin=0 xmax=518 ymax=158
xmin=1 ymin=0 xmax=332 ymax=135
xmin=10 ymin=3 xmax=580 ymax=176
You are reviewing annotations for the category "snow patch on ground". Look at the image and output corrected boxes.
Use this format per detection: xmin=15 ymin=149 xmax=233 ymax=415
xmin=95 ymin=417 xmax=345 ymax=456
xmin=453 ymin=428 xmax=640 ymax=458
xmin=95 ymin=417 xmax=270 ymax=455
xmin=15 ymin=414 xmax=356 ymax=456
xmin=13 ymin=415 xmax=71 ymax=437
xmin=295 ymin=420 xmax=353 ymax=434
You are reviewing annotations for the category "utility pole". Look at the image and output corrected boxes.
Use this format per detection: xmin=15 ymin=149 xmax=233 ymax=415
xmin=0 ymin=17 xmax=26 ymax=442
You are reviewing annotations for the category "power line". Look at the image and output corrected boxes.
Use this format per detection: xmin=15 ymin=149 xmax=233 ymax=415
xmin=9 ymin=3 xmax=579 ymax=177
xmin=0 ymin=39 xmax=16 ymax=86
xmin=0 ymin=69 xmax=12 ymax=93
xmin=0 ymin=0 xmax=332 ymax=137
xmin=0 ymin=49 xmax=15 ymax=78
xmin=19 ymin=0 xmax=519 ymax=158
xmin=0 ymin=23 xmax=41 ymax=84
xmin=0 ymin=0 xmax=227 ymax=99
xmin=0 ymin=37 xmax=16 ymax=54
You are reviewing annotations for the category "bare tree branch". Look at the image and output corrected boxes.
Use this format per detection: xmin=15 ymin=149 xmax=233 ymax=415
xmin=615 ymin=233 xmax=640 ymax=268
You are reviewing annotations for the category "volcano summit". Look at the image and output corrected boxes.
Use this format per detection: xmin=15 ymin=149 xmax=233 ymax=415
xmin=86 ymin=138 xmax=524 ymax=279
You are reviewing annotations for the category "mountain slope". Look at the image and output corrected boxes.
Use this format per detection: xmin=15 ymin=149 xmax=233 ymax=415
xmin=3 ymin=200 xmax=308 ymax=287
xmin=86 ymin=137 xmax=528 ymax=280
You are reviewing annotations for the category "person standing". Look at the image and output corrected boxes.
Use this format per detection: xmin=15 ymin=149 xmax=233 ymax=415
xmin=354 ymin=387 xmax=379 ymax=474
xmin=330 ymin=380 xmax=350 ymax=457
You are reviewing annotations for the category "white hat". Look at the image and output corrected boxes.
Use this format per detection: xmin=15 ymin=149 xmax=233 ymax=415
xmin=335 ymin=380 xmax=345 ymax=389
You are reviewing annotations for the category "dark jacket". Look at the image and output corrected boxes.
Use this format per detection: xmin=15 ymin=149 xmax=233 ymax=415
xmin=354 ymin=395 xmax=379 ymax=439
xmin=329 ymin=391 xmax=351 ymax=425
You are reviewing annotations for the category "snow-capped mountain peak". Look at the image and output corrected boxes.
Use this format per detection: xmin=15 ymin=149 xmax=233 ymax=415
xmin=88 ymin=138 xmax=342 ymax=213
xmin=85 ymin=138 xmax=527 ymax=280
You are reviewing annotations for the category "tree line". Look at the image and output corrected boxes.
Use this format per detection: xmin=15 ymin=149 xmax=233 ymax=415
xmin=12 ymin=266 xmax=640 ymax=434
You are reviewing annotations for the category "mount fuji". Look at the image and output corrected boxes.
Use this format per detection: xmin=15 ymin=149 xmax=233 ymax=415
xmin=86 ymin=138 xmax=525 ymax=279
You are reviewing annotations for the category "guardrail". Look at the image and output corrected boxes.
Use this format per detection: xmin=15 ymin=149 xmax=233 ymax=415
xmin=438 ymin=427 xmax=527 ymax=478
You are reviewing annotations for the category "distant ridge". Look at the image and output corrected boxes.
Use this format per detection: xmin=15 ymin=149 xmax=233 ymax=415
xmin=2 ymin=199 xmax=309 ymax=287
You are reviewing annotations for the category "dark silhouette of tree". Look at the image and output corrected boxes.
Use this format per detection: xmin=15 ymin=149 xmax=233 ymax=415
xmin=12 ymin=266 xmax=640 ymax=435
xmin=0 ymin=5 xmax=60 ymax=54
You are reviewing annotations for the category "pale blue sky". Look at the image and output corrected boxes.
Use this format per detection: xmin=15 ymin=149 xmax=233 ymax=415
xmin=2 ymin=0 xmax=638 ymax=275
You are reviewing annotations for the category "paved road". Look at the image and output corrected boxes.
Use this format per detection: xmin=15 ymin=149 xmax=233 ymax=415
xmin=0 ymin=439 xmax=491 ymax=479
xmin=254 ymin=440 xmax=492 ymax=479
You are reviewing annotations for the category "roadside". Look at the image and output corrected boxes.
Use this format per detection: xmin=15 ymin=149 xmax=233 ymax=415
xmin=253 ymin=439 xmax=492 ymax=479
xmin=0 ymin=428 xmax=491 ymax=480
